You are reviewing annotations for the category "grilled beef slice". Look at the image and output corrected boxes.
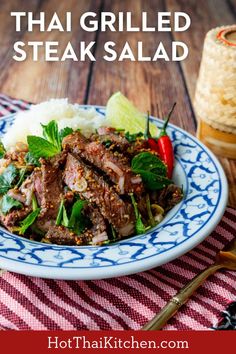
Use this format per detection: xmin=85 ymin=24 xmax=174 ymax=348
xmin=45 ymin=205 xmax=108 ymax=246
xmin=31 ymin=169 xmax=43 ymax=206
xmin=45 ymin=226 xmax=77 ymax=245
xmin=93 ymin=127 xmax=130 ymax=150
xmin=0 ymin=207 xmax=32 ymax=229
xmin=63 ymin=153 xmax=135 ymax=237
xmin=62 ymin=132 xmax=143 ymax=195
xmin=39 ymin=158 xmax=63 ymax=218
xmin=34 ymin=157 xmax=64 ymax=232
xmin=82 ymin=204 xmax=108 ymax=244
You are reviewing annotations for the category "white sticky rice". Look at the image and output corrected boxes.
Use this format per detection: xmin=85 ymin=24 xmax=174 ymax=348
xmin=2 ymin=99 xmax=109 ymax=149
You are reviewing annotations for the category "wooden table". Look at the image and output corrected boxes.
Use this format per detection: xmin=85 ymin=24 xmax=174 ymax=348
xmin=0 ymin=0 xmax=235 ymax=207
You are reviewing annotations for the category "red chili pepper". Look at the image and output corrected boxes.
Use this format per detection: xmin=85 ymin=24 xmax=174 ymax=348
xmin=145 ymin=111 xmax=159 ymax=153
xmin=157 ymin=103 xmax=176 ymax=179
xmin=147 ymin=137 xmax=159 ymax=151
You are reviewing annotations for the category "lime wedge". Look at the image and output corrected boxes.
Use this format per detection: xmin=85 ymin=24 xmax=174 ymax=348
xmin=106 ymin=92 xmax=159 ymax=137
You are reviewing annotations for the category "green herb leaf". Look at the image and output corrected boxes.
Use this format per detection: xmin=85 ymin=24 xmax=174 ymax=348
xmin=31 ymin=193 xmax=38 ymax=211
xmin=130 ymin=193 xmax=146 ymax=235
xmin=132 ymin=152 xmax=167 ymax=176
xmin=41 ymin=120 xmax=61 ymax=150
xmin=56 ymin=199 xmax=64 ymax=226
xmin=102 ymin=140 xmax=112 ymax=148
xmin=125 ymin=131 xmax=143 ymax=143
xmin=25 ymin=152 xmax=40 ymax=167
xmin=27 ymin=121 xmax=72 ymax=159
xmin=135 ymin=218 xmax=147 ymax=235
xmin=62 ymin=204 xmax=69 ymax=227
xmin=56 ymin=198 xmax=87 ymax=234
xmin=0 ymin=140 xmax=5 ymax=159
xmin=110 ymin=225 xmax=117 ymax=240
xmin=18 ymin=208 xmax=41 ymax=235
xmin=59 ymin=127 xmax=73 ymax=143
xmin=139 ymin=172 xmax=172 ymax=190
xmin=131 ymin=152 xmax=172 ymax=190
xmin=146 ymin=193 xmax=155 ymax=227
xmin=68 ymin=199 xmax=87 ymax=234
xmin=27 ymin=136 xmax=59 ymax=158
xmin=0 ymin=164 xmax=18 ymax=195
xmin=0 ymin=195 xmax=23 ymax=215
xmin=15 ymin=168 xmax=27 ymax=188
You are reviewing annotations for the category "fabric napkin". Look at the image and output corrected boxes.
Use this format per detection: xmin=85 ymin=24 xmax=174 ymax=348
xmin=0 ymin=94 xmax=235 ymax=331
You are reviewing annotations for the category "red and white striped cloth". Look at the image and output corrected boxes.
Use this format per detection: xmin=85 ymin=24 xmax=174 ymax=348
xmin=0 ymin=94 xmax=235 ymax=330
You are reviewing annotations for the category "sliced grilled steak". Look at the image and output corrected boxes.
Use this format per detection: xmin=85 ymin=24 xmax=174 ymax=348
xmin=39 ymin=158 xmax=63 ymax=219
xmin=44 ymin=226 xmax=77 ymax=245
xmin=31 ymin=169 xmax=43 ymax=206
xmin=33 ymin=157 xmax=64 ymax=233
xmin=63 ymin=132 xmax=143 ymax=194
xmin=93 ymin=127 xmax=130 ymax=150
xmin=63 ymin=153 xmax=135 ymax=237
xmin=83 ymin=204 xmax=108 ymax=244
xmin=0 ymin=206 xmax=32 ymax=229
xmin=45 ymin=205 xmax=109 ymax=246
xmin=49 ymin=151 xmax=67 ymax=168
xmin=7 ymin=188 xmax=27 ymax=204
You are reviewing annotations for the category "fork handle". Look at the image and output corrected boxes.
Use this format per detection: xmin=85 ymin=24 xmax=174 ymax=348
xmin=142 ymin=262 xmax=223 ymax=330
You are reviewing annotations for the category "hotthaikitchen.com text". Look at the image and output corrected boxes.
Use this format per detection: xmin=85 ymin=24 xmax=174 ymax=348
xmin=47 ymin=336 xmax=189 ymax=349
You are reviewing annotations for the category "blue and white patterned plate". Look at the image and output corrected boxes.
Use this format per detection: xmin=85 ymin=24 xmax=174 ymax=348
xmin=0 ymin=107 xmax=228 ymax=280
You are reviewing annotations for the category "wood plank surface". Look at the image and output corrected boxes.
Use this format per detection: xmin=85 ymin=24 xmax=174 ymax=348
xmin=0 ymin=0 xmax=40 ymax=88
xmin=167 ymin=0 xmax=236 ymax=207
xmin=88 ymin=0 xmax=196 ymax=134
xmin=0 ymin=0 xmax=101 ymax=103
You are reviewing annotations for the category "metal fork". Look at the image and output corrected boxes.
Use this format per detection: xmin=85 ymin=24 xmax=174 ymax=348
xmin=142 ymin=238 xmax=236 ymax=330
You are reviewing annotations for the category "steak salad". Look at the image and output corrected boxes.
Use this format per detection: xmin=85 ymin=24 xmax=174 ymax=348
xmin=0 ymin=102 xmax=183 ymax=246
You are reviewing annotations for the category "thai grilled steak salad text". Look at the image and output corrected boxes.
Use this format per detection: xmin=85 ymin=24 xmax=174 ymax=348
xmin=0 ymin=108 xmax=182 ymax=246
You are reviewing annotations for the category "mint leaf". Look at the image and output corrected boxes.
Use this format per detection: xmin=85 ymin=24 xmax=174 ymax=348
xmin=27 ymin=121 xmax=73 ymax=159
xmin=0 ymin=195 xmax=23 ymax=215
xmin=41 ymin=120 xmax=61 ymax=150
xmin=25 ymin=152 xmax=40 ymax=167
xmin=18 ymin=208 xmax=41 ymax=235
xmin=0 ymin=140 xmax=5 ymax=158
xmin=131 ymin=152 xmax=172 ymax=190
xmin=59 ymin=127 xmax=73 ymax=143
xmin=27 ymin=136 xmax=59 ymax=158
xmin=27 ymin=121 xmax=74 ymax=159
xmin=0 ymin=164 xmax=18 ymax=195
